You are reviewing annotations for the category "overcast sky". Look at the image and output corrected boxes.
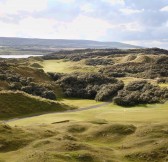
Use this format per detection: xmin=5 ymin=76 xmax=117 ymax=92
xmin=0 ymin=0 xmax=168 ymax=48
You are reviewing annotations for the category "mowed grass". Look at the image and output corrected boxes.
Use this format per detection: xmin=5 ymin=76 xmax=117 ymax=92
xmin=41 ymin=59 xmax=98 ymax=73
xmin=8 ymin=102 xmax=168 ymax=126
xmin=2 ymin=102 xmax=168 ymax=162
xmin=1 ymin=90 xmax=168 ymax=162
xmin=60 ymin=98 xmax=103 ymax=108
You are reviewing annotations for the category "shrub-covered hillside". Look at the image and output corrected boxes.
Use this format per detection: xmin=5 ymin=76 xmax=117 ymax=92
xmin=0 ymin=61 xmax=56 ymax=100
xmin=48 ymin=72 xmax=124 ymax=101
xmin=114 ymin=81 xmax=168 ymax=106
xmin=48 ymin=72 xmax=168 ymax=106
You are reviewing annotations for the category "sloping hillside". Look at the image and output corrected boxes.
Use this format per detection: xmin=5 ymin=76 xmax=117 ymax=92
xmin=0 ymin=37 xmax=141 ymax=49
xmin=0 ymin=91 xmax=71 ymax=119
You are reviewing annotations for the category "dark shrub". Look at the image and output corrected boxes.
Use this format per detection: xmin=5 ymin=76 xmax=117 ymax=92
xmin=20 ymin=83 xmax=57 ymax=100
xmin=0 ymin=74 xmax=6 ymax=80
xmin=85 ymin=58 xmax=114 ymax=66
xmin=27 ymin=77 xmax=34 ymax=82
xmin=6 ymin=75 xmax=20 ymax=82
xmin=21 ymin=86 xmax=33 ymax=94
xmin=95 ymin=82 xmax=124 ymax=101
xmin=19 ymin=77 xmax=29 ymax=86
xmin=57 ymin=73 xmax=120 ymax=99
xmin=114 ymin=81 xmax=168 ymax=106
xmin=41 ymin=91 xmax=56 ymax=100
xmin=9 ymin=82 xmax=22 ymax=90
xmin=156 ymin=78 xmax=166 ymax=83
xmin=48 ymin=72 xmax=64 ymax=81
xmin=126 ymin=80 xmax=147 ymax=91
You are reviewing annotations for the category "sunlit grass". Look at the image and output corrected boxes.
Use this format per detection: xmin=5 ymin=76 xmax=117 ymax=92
xmin=8 ymin=102 xmax=168 ymax=126
xmin=60 ymin=98 xmax=102 ymax=108
xmin=158 ymin=83 xmax=168 ymax=88
xmin=41 ymin=59 xmax=98 ymax=73
xmin=117 ymin=77 xmax=155 ymax=85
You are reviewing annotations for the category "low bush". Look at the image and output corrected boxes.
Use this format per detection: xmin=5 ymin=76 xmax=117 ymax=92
xmin=21 ymin=82 xmax=56 ymax=100
xmin=114 ymin=81 xmax=168 ymax=106
xmin=85 ymin=58 xmax=114 ymax=66
xmin=56 ymin=73 xmax=122 ymax=100
xmin=47 ymin=72 xmax=64 ymax=81
xmin=95 ymin=82 xmax=124 ymax=101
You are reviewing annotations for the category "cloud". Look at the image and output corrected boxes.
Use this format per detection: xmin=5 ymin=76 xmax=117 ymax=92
xmin=54 ymin=15 xmax=112 ymax=40
xmin=80 ymin=3 xmax=94 ymax=13
xmin=124 ymin=40 xmax=168 ymax=49
xmin=0 ymin=14 xmax=112 ymax=40
xmin=18 ymin=17 xmax=56 ymax=38
xmin=0 ymin=0 xmax=48 ymax=14
xmin=0 ymin=0 xmax=168 ymax=48
xmin=160 ymin=6 xmax=168 ymax=12
xmin=0 ymin=16 xmax=56 ymax=38
xmin=102 ymin=0 xmax=125 ymax=5
xmin=120 ymin=22 xmax=144 ymax=31
xmin=124 ymin=0 xmax=167 ymax=10
xmin=54 ymin=0 xmax=76 ymax=3
xmin=120 ymin=8 xmax=144 ymax=15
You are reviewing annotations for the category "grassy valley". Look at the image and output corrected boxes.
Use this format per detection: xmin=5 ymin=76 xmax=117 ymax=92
xmin=0 ymin=47 xmax=168 ymax=162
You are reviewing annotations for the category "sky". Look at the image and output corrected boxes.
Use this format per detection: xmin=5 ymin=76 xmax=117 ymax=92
xmin=0 ymin=0 xmax=168 ymax=48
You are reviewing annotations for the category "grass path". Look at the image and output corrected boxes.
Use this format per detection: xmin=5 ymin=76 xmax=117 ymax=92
xmin=4 ymin=102 xmax=110 ymax=123
xmin=7 ymin=101 xmax=168 ymax=127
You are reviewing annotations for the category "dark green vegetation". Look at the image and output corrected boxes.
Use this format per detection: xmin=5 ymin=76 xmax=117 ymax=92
xmin=114 ymin=81 xmax=168 ymax=106
xmin=101 ymin=54 xmax=168 ymax=79
xmin=48 ymin=72 xmax=168 ymax=106
xmin=54 ymin=73 xmax=124 ymax=100
xmin=0 ymin=60 xmax=56 ymax=100
xmin=45 ymin=48 xmax=168 ymax=106
xmin=85 ymin=58 xmax=114 ymax=65
xmin=0 ymin=47 xmax=168 ymax=119
xmin=0 ymin=59 xmax=73 ymax=119
xmin=43 ymin=47 xmax=168 ymax=61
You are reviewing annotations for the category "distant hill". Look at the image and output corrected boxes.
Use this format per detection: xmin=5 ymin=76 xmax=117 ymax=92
xmin=0 ymin=37 xmax=142 ymax=49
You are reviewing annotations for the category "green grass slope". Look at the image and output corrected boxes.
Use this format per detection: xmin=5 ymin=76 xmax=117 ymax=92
xmin=0 ymin=121 xmax=167 ymax=162
xmin=41 ymin=59 xmax=98 ymax=73
xmin=0 ymin=91 xmax=72 ymax=119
